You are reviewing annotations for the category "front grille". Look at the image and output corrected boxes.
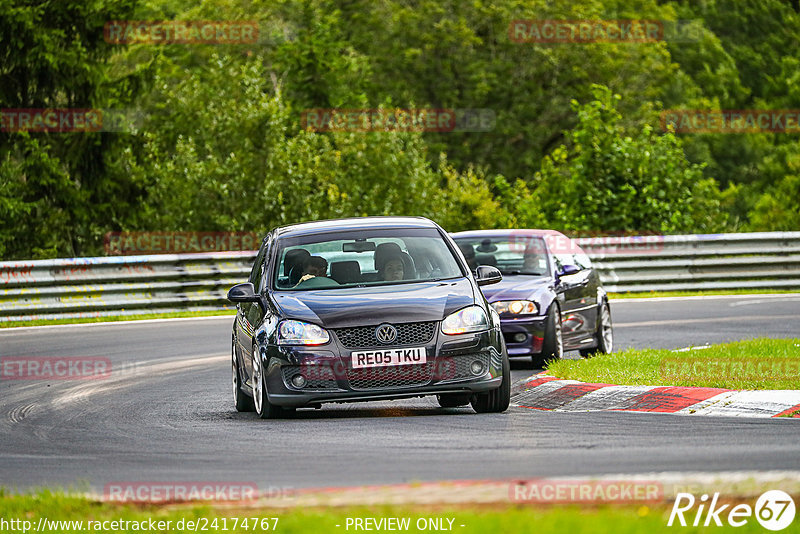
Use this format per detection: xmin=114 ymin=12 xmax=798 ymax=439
xmin=281 ymin=365 xmax=339 ymax=390
xmin=435 ymin=351 xmax=491 ymax=383
xmin=334 ymin=322 xmax=437 ymax=349
xmin=347 ymin=362 xmax=434 ymax=390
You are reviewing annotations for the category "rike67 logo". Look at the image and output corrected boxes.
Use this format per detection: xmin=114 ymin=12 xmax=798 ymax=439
xmin=668 ymin=491 xmax=796 ymax=531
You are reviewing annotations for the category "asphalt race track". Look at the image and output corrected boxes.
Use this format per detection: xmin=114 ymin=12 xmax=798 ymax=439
xmin=1 ymin=294 xmax=799 ymax=493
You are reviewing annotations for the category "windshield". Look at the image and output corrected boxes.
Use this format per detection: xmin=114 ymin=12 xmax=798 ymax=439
xmin=453 ymin=235 xmax=550 ymax=276
xmin=273 ymin=228 xmax=464 ymax=290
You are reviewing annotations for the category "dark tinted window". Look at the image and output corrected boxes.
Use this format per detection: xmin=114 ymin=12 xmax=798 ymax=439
xmin=273 ymin=228 xmax=464 ymax=290
xmin=453 ymin=235 xmax=550 ymax=276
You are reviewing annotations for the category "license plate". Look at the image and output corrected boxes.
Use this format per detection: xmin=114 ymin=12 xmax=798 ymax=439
xmin=351 ymin=347 xmax=427 ymax=369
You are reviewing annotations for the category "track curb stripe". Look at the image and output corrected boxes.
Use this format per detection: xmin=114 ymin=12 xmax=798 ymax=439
xmin=512 ymin=374 xmax=800 ymax=419
xmin=612 ymin=386 xmax=731 ymax=413
xmin=775 ymin=403 xmax=800 ymax=418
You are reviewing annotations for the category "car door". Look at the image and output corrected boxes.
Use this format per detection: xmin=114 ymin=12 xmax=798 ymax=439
xmin=571 ymin=247 xmax=599 ymax=341
xmin=236 ymin=238 xmax=268 ymax=386
xmin=552 ymin=249 xmax=596 ymax=345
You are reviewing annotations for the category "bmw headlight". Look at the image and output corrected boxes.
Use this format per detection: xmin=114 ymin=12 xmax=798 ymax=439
xmin=441 ymin=306 xmax=489 ymax=335
xmin=491 ymin=300 xmax=538 ymax=315
xmin=277 ymin=320 xmax=330 ymax=345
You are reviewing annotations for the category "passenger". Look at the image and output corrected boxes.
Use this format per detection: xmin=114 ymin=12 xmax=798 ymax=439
xmin=297 ymin=256 xmax=328 ymax=285
xmin=523 ymin=254 xmax=541 ymax=272
xmin=381 ymin=257 xmax=405 ymax=281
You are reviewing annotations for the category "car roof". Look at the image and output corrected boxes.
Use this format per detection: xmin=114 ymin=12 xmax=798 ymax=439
xmin=272 ymin=216 xmax=440 ymax=239
xmin=450 ymin=229 xmax=567 ymax=239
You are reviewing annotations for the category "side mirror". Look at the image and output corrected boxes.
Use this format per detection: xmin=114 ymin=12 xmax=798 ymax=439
xmin=475 ymin=265 xmax=502 ymax=286
xmin=557 ymin=264 xmax=580 ymax=277
xmin=227 ymin=282 xmax=262 ymax=305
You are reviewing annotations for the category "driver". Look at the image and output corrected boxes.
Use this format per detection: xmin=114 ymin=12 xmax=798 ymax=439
xmin=381 ymin=257 xmax=405 ymax=281
xmin=297 ymin=256 xmax=328 ymax=285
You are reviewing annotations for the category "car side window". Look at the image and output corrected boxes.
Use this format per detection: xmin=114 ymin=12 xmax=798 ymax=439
xmin=553 ymin=252 xmax=574 ymax=272
xmin=573 ymin=251 xmax=592 ymax=270
xmin=249 ymin=241 xmax=268 ymax=287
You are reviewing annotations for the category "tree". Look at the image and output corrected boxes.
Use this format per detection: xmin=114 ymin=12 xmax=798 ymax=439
xmin=0 ymin=0 xmax=139 ymax=259
xmin=528 ymin=85 xmax=726 ymax=234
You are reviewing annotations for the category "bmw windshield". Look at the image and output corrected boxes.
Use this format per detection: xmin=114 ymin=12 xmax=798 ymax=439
xmin=273 ymin=228 xmax=465 ymax=290
xmin=453 ymin=235 xmax=551 ymax=276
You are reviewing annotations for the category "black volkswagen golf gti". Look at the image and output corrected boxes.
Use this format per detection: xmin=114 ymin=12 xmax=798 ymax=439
xmin=228 ymin=217 xmax=511 ymax=418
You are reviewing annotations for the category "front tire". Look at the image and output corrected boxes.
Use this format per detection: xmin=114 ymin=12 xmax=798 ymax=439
xmin=532 ymin=302 xmax=563 ymax=368
xmin=252 ymin=346 xmax=288 ymax=419
xmin=232 ymin=337 xmax=254 ymax=412
xmin=471 ymin=350 xmax=511 ymax=414
xmin=580 ymin=301 xmax=613 ymax=358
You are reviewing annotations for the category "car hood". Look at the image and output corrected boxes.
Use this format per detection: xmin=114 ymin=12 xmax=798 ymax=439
xmin=480 ymin=275 xmax=553 ymax=302
xmin=271 ymin=278 xmax=477 ymax=328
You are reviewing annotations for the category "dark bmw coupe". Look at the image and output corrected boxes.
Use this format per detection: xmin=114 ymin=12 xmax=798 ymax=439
xmin=451 ymin=230 xmax=613 ymax=367
xmin=228 ymin=217 xmax=511 ymax=418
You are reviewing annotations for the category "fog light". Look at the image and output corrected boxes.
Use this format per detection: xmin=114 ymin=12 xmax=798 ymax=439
xmin=291 ymin=374 xmax=307 ymax=388
xmin=513 ymin=333 xmax=527 ymax=343
xmin=470 ymin=361 xmax=484 ymax=376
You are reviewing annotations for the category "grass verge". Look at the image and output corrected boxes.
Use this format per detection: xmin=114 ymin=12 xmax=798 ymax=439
xmin=0 ymin=490 xmax=778 ymax=533
xmin=0 ymin=309 xmax=236 ymax=329
xmin=608 ymin=289 xmax=800 ymax=299
xmin=548 ymin=338 xmax=800 ymax=390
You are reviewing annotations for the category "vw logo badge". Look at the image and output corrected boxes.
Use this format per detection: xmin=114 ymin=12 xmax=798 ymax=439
xmin=375 ymin=324 xmax=397 ymax=344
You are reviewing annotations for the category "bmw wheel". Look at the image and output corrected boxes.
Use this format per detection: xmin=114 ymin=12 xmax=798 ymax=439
xmin=580 ymin=301 xmax=613 ymax=358
xmin=533 ymin=303 xmax=562 ymax=368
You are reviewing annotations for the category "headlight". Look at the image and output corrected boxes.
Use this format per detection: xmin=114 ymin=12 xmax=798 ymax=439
xmin=491 ymin=300 xmax=538 ymax=315
xmin=441 ymin=306 xmax=489 ymax=335
xmin=277 ymin=320 xmax=330 ymax=345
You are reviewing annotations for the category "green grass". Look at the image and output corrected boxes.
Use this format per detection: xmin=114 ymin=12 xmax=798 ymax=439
xmin=0 ymin=309 xmax=236 ymax=328
xmin=608 ymin=289 xmax=800 ymax=299
xmin=548 ymin=338 xmax=800 ymax=390
xmin=0 ymin=490 xmax=779 ymax=533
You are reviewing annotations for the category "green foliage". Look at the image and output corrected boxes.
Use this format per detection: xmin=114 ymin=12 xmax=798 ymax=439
xmin=747 ymin=145 xmax=800 ymax=230
xmin=118 ymin=52 xmax=455 ymax=233
xmin=529 ymin=86 xmax=725 ymax=233
xmin=0 ymin=0 xmax=139 ymax=259
xmin=1 ymin=0 xmax=798 ymax=260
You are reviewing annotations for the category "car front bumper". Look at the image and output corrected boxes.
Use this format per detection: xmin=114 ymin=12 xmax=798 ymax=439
xmin=499 ymin=316 xmax=547 ymax=357
xmin=259 ymin=330 xmax=505 ymax=408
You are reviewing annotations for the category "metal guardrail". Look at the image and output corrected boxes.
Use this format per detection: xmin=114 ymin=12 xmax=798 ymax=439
xmin=0 ymin=252 xmax=256 ymax=322
xmin=576 ymin=232 xmax=800 ymax=293
xmin=1 ymin=232 xmax=799 ymax=322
